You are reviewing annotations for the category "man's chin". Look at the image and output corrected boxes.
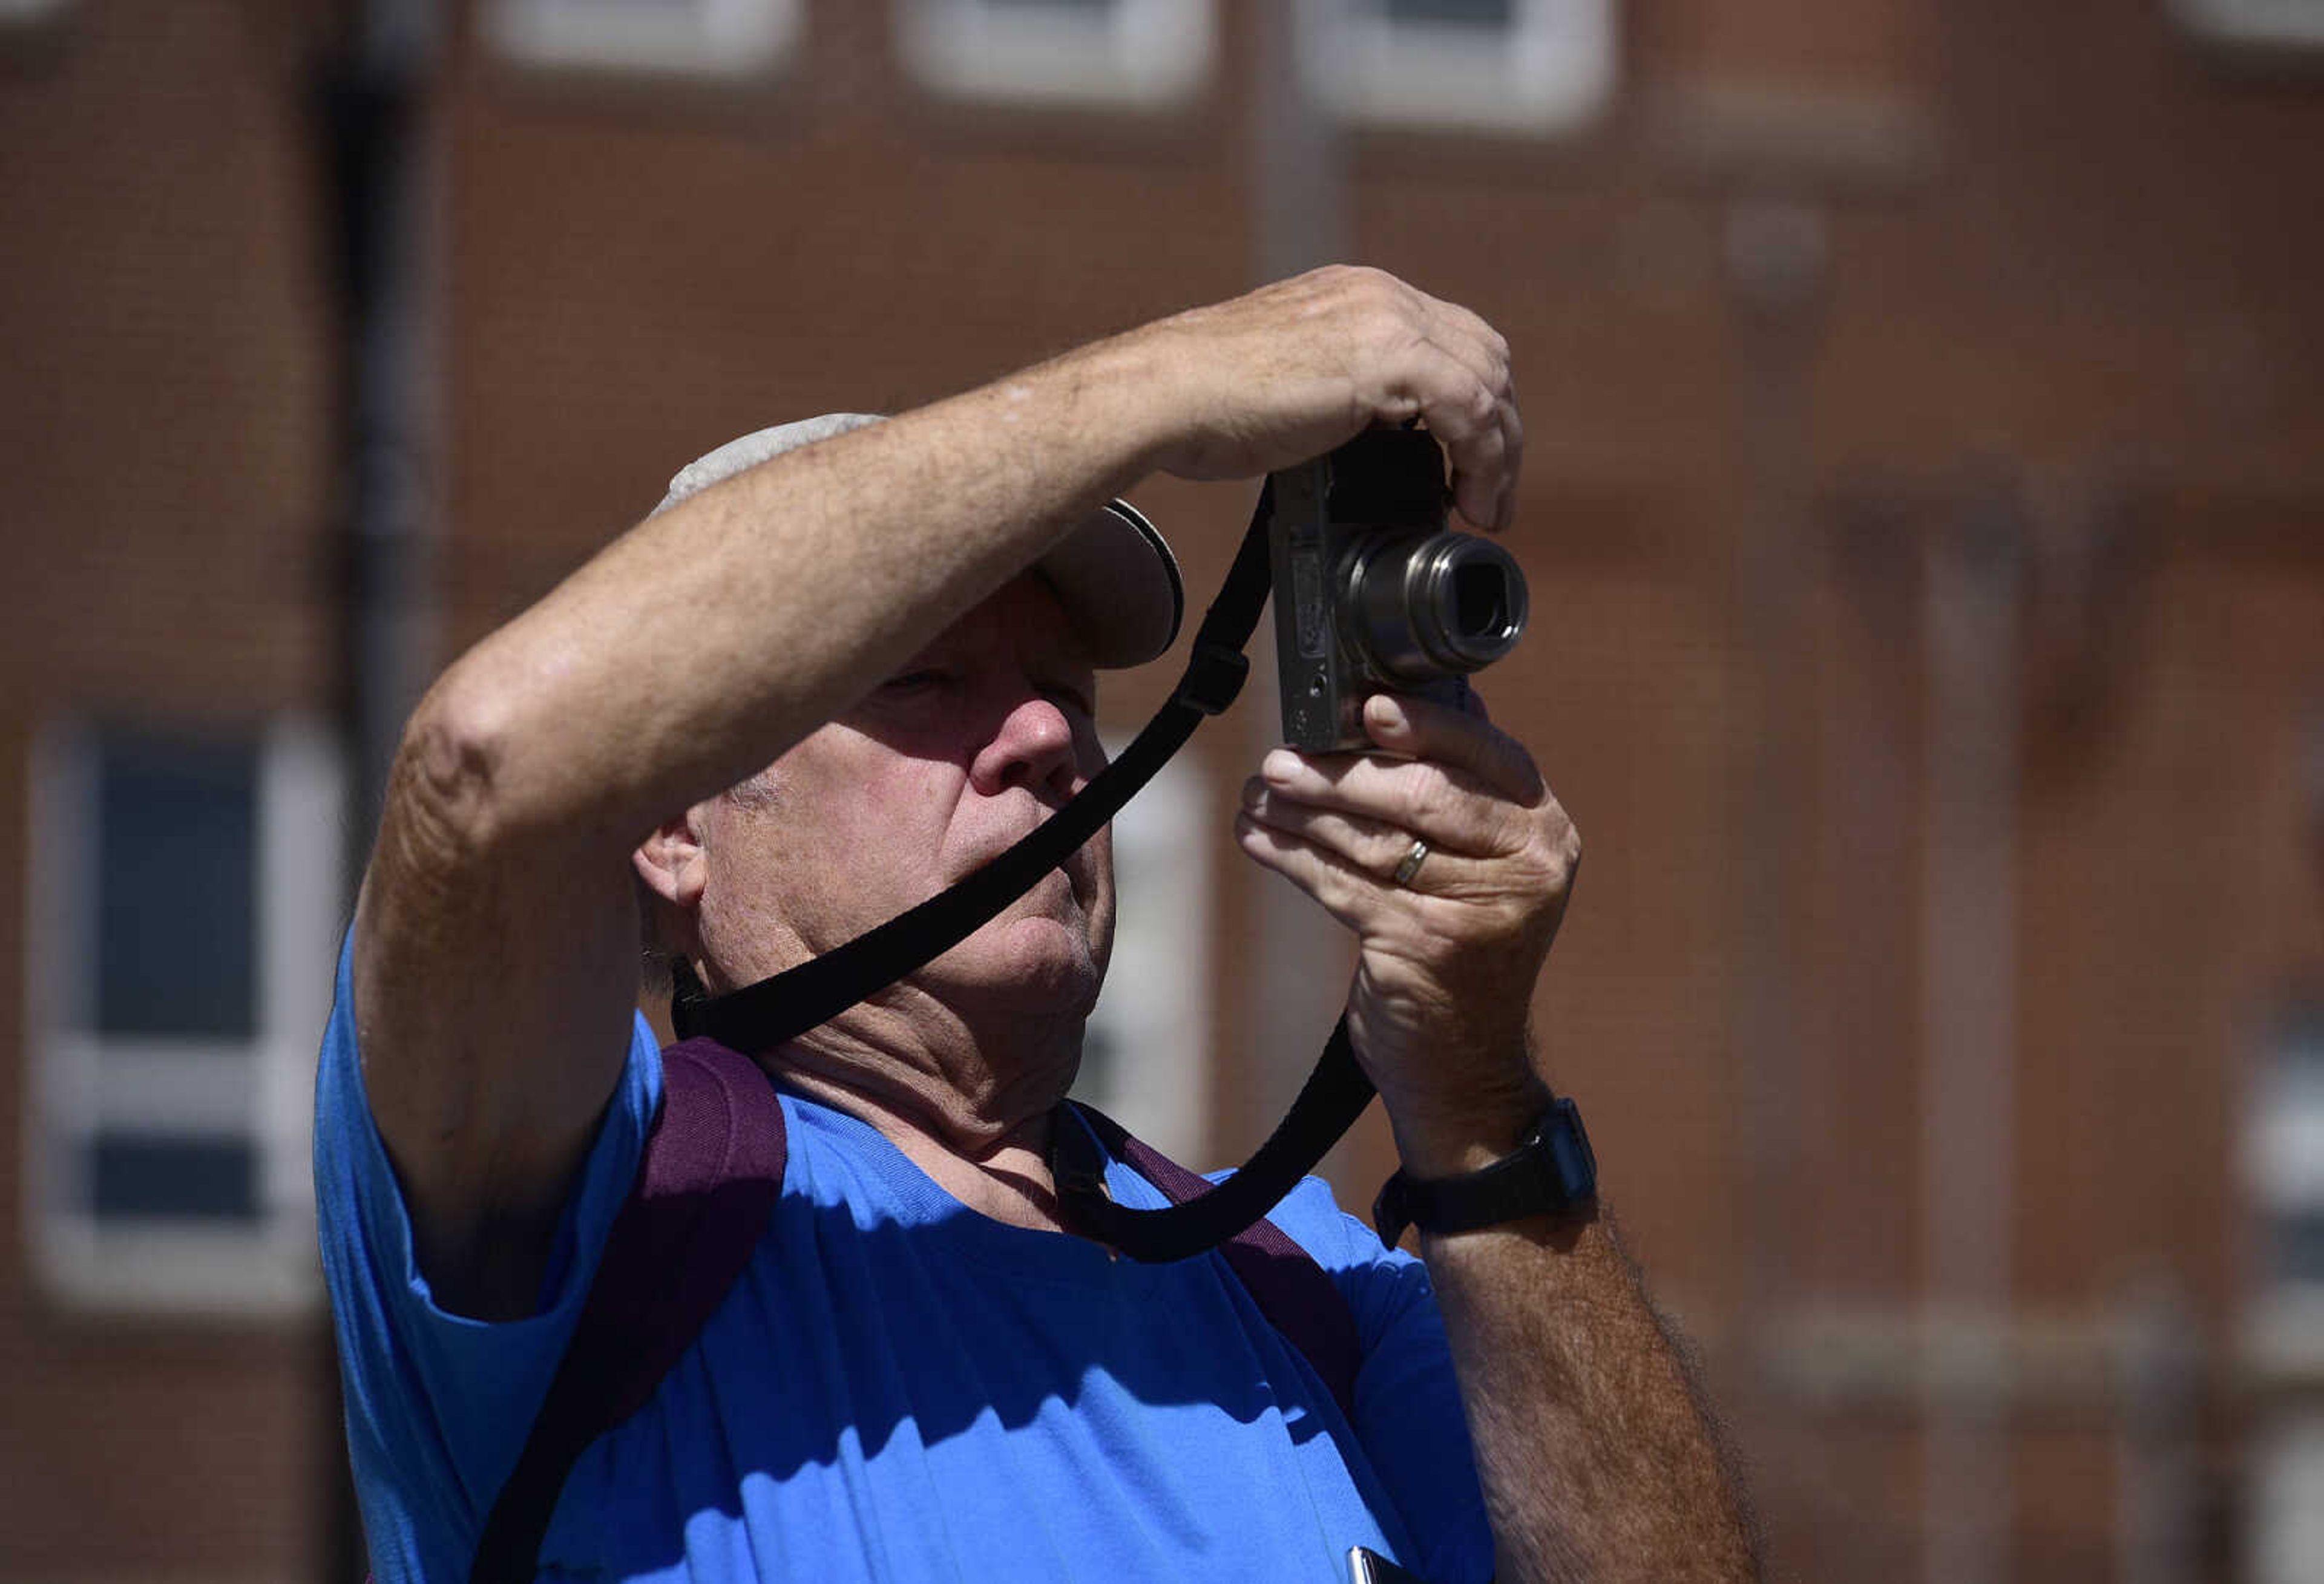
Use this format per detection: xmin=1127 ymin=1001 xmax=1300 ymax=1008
xmin=921 ymin=915 xmax=1105 ymax=1016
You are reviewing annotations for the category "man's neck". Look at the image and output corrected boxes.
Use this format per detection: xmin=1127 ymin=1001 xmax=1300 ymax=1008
xmin=760 ymin=988 xmax=1085 ymax=1234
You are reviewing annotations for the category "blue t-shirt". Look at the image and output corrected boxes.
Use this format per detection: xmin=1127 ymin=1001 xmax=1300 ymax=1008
xmin=316 ymin=937 xmax=1492 ymax=1582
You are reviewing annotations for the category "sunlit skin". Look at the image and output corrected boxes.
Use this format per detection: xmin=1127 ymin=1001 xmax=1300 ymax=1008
xmin=633 ymin=574 xmax=1114 ymax=1225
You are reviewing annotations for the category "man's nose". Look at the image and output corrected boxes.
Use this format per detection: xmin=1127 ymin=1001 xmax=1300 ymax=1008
xmin=968 ymin=693 xmax=1081 ymax=799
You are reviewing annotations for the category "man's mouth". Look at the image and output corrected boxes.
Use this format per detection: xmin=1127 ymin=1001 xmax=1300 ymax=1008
xmin=941 ymin=844 xmax=1089 ymax=900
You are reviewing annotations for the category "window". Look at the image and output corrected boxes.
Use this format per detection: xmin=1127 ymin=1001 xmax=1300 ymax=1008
xmin=2247 ymin=1005 xmax=2324 ymax=1363
xmin=1073 ymin=751 xmax=1212 ymax=1164
xmin=1306 ymin=0 xmax=1617 ymax=135
xmin=2245 ymin=1003 xmax=2324 ymax=1583
xmin=483 ymin=0 xmax=803 ymax=78
xmin=2171 ymin=0 xmax=2324 ymax=52
xmin=25 ymin=720 xmax=344 ymax=1314
xmin=894 ymin=0 xmax=1213 ymax=108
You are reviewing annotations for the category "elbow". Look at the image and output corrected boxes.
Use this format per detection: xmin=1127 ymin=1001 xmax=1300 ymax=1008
xmin=383 ymin=670 xmax=528 ymax=872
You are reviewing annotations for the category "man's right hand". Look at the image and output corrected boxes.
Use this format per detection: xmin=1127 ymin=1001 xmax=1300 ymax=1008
xmin=1119 ymin=266 xmax=1522 ymax=532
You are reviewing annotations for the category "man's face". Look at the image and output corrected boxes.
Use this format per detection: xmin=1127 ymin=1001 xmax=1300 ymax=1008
xmin=692 ymin=574 xmax=1114 ymax=1019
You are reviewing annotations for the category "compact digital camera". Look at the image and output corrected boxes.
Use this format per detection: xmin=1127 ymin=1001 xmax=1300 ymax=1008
xmin=1267 ymin=425 xmax=1529 ymax=752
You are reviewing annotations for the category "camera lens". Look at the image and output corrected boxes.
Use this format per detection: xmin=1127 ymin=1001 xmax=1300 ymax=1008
xmin=1451 ymin=561 xmax=1513 ymax=644
xmin=1340 ymin=531 xmax=1528 ymax=683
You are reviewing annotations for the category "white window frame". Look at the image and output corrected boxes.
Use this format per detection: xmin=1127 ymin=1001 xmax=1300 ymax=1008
xmin=2242 ymin=1004 xmax=2324 ymax=1584
xmin=483 ymin=0 xmax=804 ymax=79
xmin=2243 ymin=1008 xmax=2324 ymax=1375
xmin=25 ymin=719 xmax=344 ymax=1317
xmin=1304 ymin=0 xmax=1616 ymax=136
xmin=2253 ymin=1410 xmax=2324 ymax=1584
xmin=2250 ymin=998 xmax=2324 ymax=1579
xmin=895 ymin=0 xmax=1213 ymax=110
xmin=1075 ymin=748 xmax=1212 ymax=1164
xmin=2171 ymin=0 xmax=2324 ymax=52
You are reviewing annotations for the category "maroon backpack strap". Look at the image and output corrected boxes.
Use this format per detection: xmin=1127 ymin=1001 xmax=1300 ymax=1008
xmin=1069 ymin=1103 xmax=1364 ymax=1423
xmin=468 ymin=1038 xmax=787 ymax=1584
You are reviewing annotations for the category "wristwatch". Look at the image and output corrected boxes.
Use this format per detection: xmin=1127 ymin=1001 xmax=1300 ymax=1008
xmin=1371 ymin=1096 xmax=1597 ymax=1247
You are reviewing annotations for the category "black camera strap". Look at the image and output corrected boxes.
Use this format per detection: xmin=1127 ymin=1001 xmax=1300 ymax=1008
xmin=672 ymin=480 xmax=1381 ymax=1263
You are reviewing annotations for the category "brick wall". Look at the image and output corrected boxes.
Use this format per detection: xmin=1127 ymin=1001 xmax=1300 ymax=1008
xmin=5 ymin=1 xmax=2321 ymax=1577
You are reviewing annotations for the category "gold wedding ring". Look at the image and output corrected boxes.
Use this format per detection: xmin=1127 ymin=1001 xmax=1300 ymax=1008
xmin=1391 ymin=839 xmax=1430 ymax=888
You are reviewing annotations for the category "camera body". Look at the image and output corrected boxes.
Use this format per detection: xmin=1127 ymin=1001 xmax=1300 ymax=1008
xmin=1268 ymin=426 xmax=1529 ymax=752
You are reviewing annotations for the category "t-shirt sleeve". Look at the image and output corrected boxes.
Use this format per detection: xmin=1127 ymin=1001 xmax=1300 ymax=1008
xmin=312 ymin=928 xmax=661 ymax=1582
xmin=1272 ymin=1176 xmax=1495 ymax=1584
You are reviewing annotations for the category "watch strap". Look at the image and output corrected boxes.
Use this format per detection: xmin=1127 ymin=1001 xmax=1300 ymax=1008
xmin=1372 ymin=1095 xmax=1597 ymax=1246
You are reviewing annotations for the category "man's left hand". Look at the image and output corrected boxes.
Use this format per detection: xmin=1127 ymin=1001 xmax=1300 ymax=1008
xmin=1234 ymin=691 xmax=1581 ymax=1177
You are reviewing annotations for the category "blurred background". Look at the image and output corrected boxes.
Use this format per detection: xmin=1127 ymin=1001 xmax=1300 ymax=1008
xmin=4 ymin=0 xmax=2323 ymax=1579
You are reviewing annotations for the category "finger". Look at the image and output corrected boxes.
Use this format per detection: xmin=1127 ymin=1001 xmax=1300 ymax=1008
xmin=1257 ymin=744 xmax=1530 ymax=860
xmin=1361 ymin=693 xmax=1543 ymax=803
xmin=1234 ymin=811 xmax=1457 ymax=940
xmin=1241 ymin=777 xmax=1495 ymax=872
xmin=1422 ymin=307 xmax=1520 ymax=531
xmin=1417 ymin=295 xmax=1511 ymax=404
xmin=1442 ymin=408 xmax=1512 ymax=532
xmin=1408 ymin=358 xmax=1517 ymax=532
xmin=1376 ymin=291 xmax=1517 ymax=531
xmin=1477 ymin=396 xmax=1523 ymax=532
xmin=1235 ymin=812 xmax=1371 ymax=935
xmin=1390 ymin=333 xmax=1499 ymax=433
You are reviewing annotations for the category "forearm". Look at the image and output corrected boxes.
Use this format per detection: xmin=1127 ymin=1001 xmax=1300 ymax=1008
xmin=416 ymin=336 xmax=1181 ymax=858
xmin=1399 ymin=1095 xmax=1760 ymax=1584
xmin=414 ymin=263 xmax=1521 ymax=860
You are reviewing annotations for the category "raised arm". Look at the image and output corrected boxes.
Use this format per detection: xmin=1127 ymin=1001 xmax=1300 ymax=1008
xmin=1235 ymin=693 xmax=1761 ymax=1582
xmin=348 ymin=266 xmax=1522 ymax=1318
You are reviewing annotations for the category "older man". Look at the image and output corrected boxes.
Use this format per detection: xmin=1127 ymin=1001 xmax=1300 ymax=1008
xmin=316 ymin=268 xmax=1758 ymax=1582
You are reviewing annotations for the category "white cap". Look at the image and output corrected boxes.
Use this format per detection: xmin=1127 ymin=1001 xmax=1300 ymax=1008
xmin=654 ymin=413 xmax=1184 ymax=669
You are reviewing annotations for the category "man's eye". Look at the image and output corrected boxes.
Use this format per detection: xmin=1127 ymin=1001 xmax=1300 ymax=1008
xmin=1037 ymin=669 xmax=1098 ymax=719
xmin=1044 ymin=684 xmax=1097 ymax=720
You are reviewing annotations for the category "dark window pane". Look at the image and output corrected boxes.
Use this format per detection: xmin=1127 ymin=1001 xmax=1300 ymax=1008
xmin=90 ymin=1133 xmax=258 ymax=1221
xmin=1384 ymin=0 xmax=1517 ymax=27
xmin=94 ymin=732 xmax=257 ymax=1039
xmin=2266 ymin=1209 xmax=2324 ymax=1287
xmin=2272 ymin=1006 xmax=2324 ymax=1078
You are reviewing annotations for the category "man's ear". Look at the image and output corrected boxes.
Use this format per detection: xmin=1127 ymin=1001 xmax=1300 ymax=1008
xmin=633 ymin=807 xmax=710 ymax=912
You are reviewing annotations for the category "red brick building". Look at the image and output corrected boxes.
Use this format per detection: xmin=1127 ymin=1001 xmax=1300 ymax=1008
xmin=5 ymin=2 xmax=2323 ymax=1579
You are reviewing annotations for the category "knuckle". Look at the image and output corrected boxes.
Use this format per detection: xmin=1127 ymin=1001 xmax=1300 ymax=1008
xmin=1508 ymin=816 xmax=1578 ymax=897
xmin=1333 ymin=264 xmax=1397 ymax=313
xmin=1549 ymin=825 xmax=1582 ymax=888
xmin=1370 ymin=303 xmax=1425 ymax=356
xmin=1505 ymin=838 xmax=1554 ymax=892
xmin=1401 ymin=772 xmax=1454 ymax=830
xmin=1318 ymin=862 xmax=1367 ymax=915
